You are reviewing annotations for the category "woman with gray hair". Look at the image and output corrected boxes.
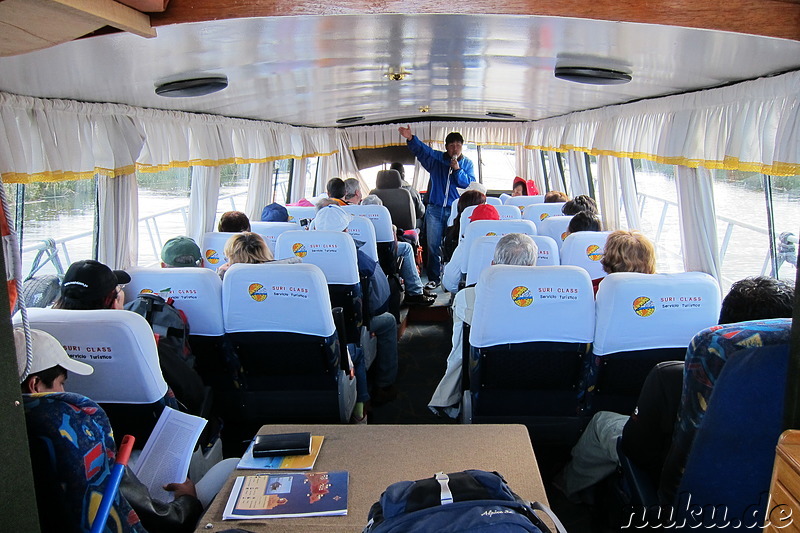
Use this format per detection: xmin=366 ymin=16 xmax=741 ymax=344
xmin=429 ymin=233 xmax=538 ymax=418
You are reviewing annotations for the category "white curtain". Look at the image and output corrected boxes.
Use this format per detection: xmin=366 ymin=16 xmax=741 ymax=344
xmin=547 ymin=151 xmax=566 ymax=193
xmin=187 ymin=166 xmax=221 ymax=244
xmin=676 ymin=165 xmax=721 ymax=282
xmin=596 ymin=155 xmax=621 ymax=231
xmin=291 ymin=158 xmax=308 ymax=203
xmin=0 ymin=92 xmax=144 ymax=183
xmin=617 ymin=158 xmax=642 ymax=230
xmin=245 ymin=163 xmax=274 ymax=221
xmin=567 ymin=151 xmax=590 ymax=197
xmin=522 ymin=70 xmax=800 ymax=178
xmin=97 ymin=173 xmax=138 ymax=269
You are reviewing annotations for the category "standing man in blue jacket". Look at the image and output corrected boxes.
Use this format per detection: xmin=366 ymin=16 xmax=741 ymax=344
xmin=398 ymin=125 xmax=475 ymax=289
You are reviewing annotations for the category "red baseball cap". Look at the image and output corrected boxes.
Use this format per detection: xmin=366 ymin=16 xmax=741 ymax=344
xmin=469 ymin=204 xmax=500 ymax=221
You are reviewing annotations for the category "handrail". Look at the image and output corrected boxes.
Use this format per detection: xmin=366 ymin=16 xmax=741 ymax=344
xmin=637 ymin=191 xmax=796 ymax=282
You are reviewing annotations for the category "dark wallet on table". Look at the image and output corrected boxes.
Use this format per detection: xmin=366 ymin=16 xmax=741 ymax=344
xmin=252 ymin=432 xmax=312 ymax=457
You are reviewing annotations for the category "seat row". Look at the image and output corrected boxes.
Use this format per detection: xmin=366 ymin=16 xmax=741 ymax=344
xmin=454 ymin=219 xmax=612 ymax=282
xmin=461 ymin=266 xmax=722 ymax=424
xmin=20 ymin=262 xmax=360 ymax=432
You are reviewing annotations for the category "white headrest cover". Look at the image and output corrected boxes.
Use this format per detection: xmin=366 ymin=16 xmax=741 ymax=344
xmin=560 ymin=231 xmax=611 ymax=279
xmin=465 ymin=235 xmax=502 ymax=286
xmin=503 ymin=195 xmax=545 ymax=206
xmin=470 ymin=265 xmax=595 ymax=347
xmin=459 ymin=205 xmax=523 ymax=238
xmin=523 ymin=203 xmax=566 ymax=223
xmin=345 ymin=216 xmax=379 ymax=262
xmin=341 ymin=204 xmax=394 ymax=242
xmin=275 ymin=230 xmax=358 ymax=285
xmin=531 ymin=236 xmax=560 ymax=266
xmin=250 ymin=222 xmax=302 ymax=253
xmin=201 ymin=232 xmax=236 ymax=271
xmin=461 ymin=220 xmax=538 ymax=263
xmin=447 ymin=202 xmax=460 ymax=226
xmin=536 ymin=216 xmax=573 ymax=249
xmin=19 ymin=308 xmax=168 ymax=404
xmin=124 ymin=267 xmax=224 ymax=336
xmin=285 ymin=206 xmax=316 ymax=224
xmin=593 ymin=272 xmax=721 ymax=355
xmin=495 ymin=204 xmax=523 ymax=220
xmin=222 ymin=263 xmax=335 ymax=337
xmin=485 ymin=197 xmax=502 ymax=206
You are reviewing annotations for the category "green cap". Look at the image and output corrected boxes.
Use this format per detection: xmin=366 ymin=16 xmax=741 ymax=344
xmin=161 ymin=236 xmax=202 ymax=267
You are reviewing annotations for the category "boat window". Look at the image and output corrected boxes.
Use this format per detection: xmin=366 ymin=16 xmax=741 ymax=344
xmin=304 ymin=157 xmax=320 ymax=199
xmin=632 ymin=160 xmax=685 ymax=274
xmin=4 ymin=178 xmax=99 ymax=278
xmin=216 ymin=164 xmax=249 ymax=216
xmin=271 ymin=160 xmax=293 ymax=204
xmin=477 ymin=145 xmax=515 ymax=191
xmin=766 ymin=174 xmax=800 ymax=283
xmin=711 ymin=169 xmax=772 ymax=291
xmin=136 ymin=167 xmax=192 ymax=265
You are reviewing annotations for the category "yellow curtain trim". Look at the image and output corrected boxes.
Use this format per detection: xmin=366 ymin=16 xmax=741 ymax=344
xmin=349 ymin=140 xmax=524 ymax=150
xmin=2 ymin=165 xmax=137 ymax=184
xmin=522 ymin=145 xmax=800 ymax=177
xmin=1 ymin=151 xmax=340 ymax=183
xmin=136 ymin=151 xmax=338 ymax=174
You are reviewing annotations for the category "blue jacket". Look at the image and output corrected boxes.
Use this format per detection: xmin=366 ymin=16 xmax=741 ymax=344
xmin=407 ymin=135 xmax=475 ymax=207
xmin=355 ymin=242 xmax=390 ymax=317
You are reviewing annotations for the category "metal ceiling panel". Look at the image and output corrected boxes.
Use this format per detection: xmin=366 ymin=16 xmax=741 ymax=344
xmin=0 ymin=14 xmax=798 ymax=127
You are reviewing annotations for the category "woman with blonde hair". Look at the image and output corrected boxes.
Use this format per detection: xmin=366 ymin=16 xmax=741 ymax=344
xmin=594 ymin=230 xmax=656 ymax=294
xmin=218 ymin=232 xmax=274 ymax=279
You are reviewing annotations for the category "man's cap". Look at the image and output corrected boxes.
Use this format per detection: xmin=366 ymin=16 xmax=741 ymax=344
xmin=470 ymin=204 xmax=500 ymax=221
xmin=15 ymin=327 xmax=93 ymax=383
xmin=161 ymin=236 xmax=202 ymax=267
xmin=458 ymin=181 xmax=487 ymax=195
xmin=261 ymin=202 xmax=290 ymax=222
xmin=61 ymin=260 xmax=131 ymax=301
xmin=313 ymin=205 xmax=352 ymax=232
xmin=513 ymin=176 xmax=526 ymax=187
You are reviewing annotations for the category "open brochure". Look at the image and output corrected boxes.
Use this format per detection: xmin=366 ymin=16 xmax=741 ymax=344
xmin=223 ymin=471 xmax=348 ymax=519
xmin=237 ymin=435 xmax=324 ymax=470
xmin=131 ymin=406 xmax=207 ymax=503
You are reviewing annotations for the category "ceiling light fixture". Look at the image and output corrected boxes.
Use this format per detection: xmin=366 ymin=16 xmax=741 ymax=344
xmin=486 ymin=112 xmax=516 ymax=119
xmin=155 ymin=76 xmax=228 ymax=97
xmin=384 ymin=67 xmax=411 ymax=81
xmin=336 ymin=116 xmax=365 ymax=124
xmin=554 ymin=66 xmax=631 ymax=85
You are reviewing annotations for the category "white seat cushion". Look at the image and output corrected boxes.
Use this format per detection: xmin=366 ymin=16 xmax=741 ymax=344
xmin=593 ymin=272 xmax=721 ymax=355
xmin=560 ymin=231 xmax=612 ymax=279
xmin=222 ymin=263 xmax=335 ymax=337
xmin=523 ymin=203 xmax=566 ymax=223
xmin=341 ymin=204 xmax=394 ymax=242
xmin=250 ymin=221 xmax=302 ymax=253
xmin=536 ymin=216 xmax=573 ymax=249
xmin=18 ymin=308 xmax=168 ymax=404
xmin=470 ymin=265 xmax=595 ymax=348
xmin=275 ymin=230 xmax=359 ymax=285
xmin=124 ymin=267 xmax=224 ymax=336
xmin=201 ymin=232 xmax=237 ymax=271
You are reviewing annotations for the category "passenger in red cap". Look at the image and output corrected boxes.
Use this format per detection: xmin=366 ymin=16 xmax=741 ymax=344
xmin=512 ymin=176 xmax=527 ymax=196
xmin=512 ymin=176 xmax=540 ymax=196
xmin=468 ymin=203 xmax=500 ymax=222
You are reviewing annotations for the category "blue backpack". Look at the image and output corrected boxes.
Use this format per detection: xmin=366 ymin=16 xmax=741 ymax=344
xmin=363 ymin=470 xmax=565 ymax=533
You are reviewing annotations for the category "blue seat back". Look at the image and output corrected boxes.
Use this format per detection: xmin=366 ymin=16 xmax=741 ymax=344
xmin=672 ymin=319 xmax=791 ymax=530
